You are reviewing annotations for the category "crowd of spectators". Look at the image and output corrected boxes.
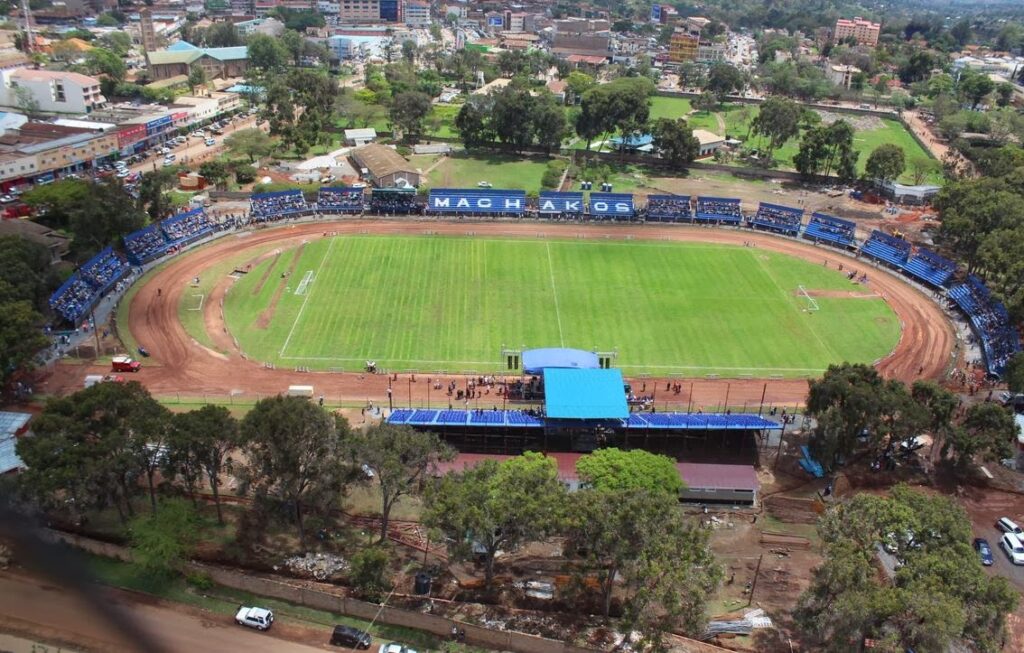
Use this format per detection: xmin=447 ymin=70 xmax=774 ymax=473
xmin=369 ymin=192 xmax=422 ymax=215
xmin=50 ymin=276 xmax=96 ymax=323
xmin=867 ymin=230 xmax=912 ymax=253
xmin=645 ymin=196 xmax=693 ymax=220
xmin=751 ymin=203 xmax=803 ymax=232
xmin=696 ymin=198 xmax=743 ymax=220
xmin=317 ymin=188 xmax=365 ymax=213
xmin=162 ymin=209 xmax=215 ymax=243
xmin=50 ymin=248 xmax=130 ymax=323
xmin=124 ymin=225 xmax=169 ymax=264
xmin=80 ymin=248 xmax=130 ymax=293
xmin=948 ymin=276 xmax=1021 ymax=377
xmin=250 ymin=191 xmax=309 ymax=217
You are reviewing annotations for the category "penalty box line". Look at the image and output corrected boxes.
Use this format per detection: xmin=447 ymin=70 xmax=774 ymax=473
xmin=280 ymin=238 xmax=335 ymax=358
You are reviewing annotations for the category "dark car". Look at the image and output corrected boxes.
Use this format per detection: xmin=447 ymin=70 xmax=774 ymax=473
xmin=974 ymin=537 xmax=994 ymax=566
xmin=330 ymin=625 xmax=372 ymax=649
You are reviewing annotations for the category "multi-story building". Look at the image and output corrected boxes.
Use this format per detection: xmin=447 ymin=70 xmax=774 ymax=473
xmin=404 ymin=0 xmax=429 ymax=26
xmin=139 ymin=8 xmax=159 ymax=53
xmin=0 ymin=69 xmax=106 ymax=114
xmin=668 ymin=18 xmax=725 ymax=64
xmin=669 ymin=31 xmax=698 ymax=63
xmin=503 ymin=10 xmax=526 ymax=33
xmin=317 ymin=0 xmax=340 ymax=13
xmin=339 ymin=0 xmax=381 ymax=22
xmin=834 ymin=17 xmax=880 ymax=47
xmin=146 ymin=42 xmax=249 ymax=81
xmin=0 ymin=122 xmax=119 ymax=189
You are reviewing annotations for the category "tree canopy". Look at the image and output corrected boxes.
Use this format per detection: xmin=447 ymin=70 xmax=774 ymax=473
xmin=575 ymin=447 xmax=683 ymax=496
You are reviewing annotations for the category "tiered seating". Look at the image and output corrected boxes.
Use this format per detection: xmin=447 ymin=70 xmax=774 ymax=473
xmin=860 ymin=230 xmax=911 ymax=267
xmin=123 ymin=223 xmax=170 ymax=265
xmin=250 ymin=190 xmax=309 ymax=218
xmin=370 ymin=188 xmax=420 ymax=215
xmin=948 ymin=276 xmax=1022 ymax=376
xmin=389 ymin=409 xmax=781 ymax=431
xmin=624 ymin=413 xmax=781 ymax=430
xmin=49 ymin=274 xmax=96 ymax=323
xmin=79 ymin=247 xmax=130 ymax=295
xmin=750 ymin=202 xmax=803 ymax=235
xmin=387 ymin=409 xmax=545 ymax=428
xmin=161 ymin=208 xmax=214 ymax=246
xmin=902 ymin=247 xmax=955 ymax=287
xmin=802 ymin=212 xmax=856 ymax=249
xmin=645 ymin=195 xmax=692 ymax=222
xmin=695 ymin=197 xmax=742 ymax=224
xmin=317 ymin=187 xmax=364 ymax=214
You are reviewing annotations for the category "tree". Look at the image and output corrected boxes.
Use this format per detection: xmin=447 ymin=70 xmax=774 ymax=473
xmin=1005 ymin=352 xmax=1024 ymax=394
xmin=576 ymin=447 xmax=683 ymax=496
xmin=794 ymin=120 xmax=858 ymax=181
xmin=241 ymin=396 xmax=355 ymax=543
xmin=85 ymin=47 xmax=126 ymax=82
xmin=247 ymin=33 xmax=289 ymax=72
xmin=751 ymin=96 xmax=801 ymax=157
xmin=198 ymin=160 xmax=230 ymax=190
xmin=947 ymin=403 xmax=1017 ymax=471
xmin=958 ymin=71 xmax=995 ymax=110
xmin=651 ymin=118 xmax=700 ymax=170
xmin=454 ymin=96 xmax=495 ymax=149
xmin=129 ymin=498 xmax=199 ymax=578
xmin=389 ymin=91 xmax=432 ymax=141
xmin=490 ymin=83 xmax=536 ymax=152
xmin=865 ymin=144 xmax=906 ymax=183
xmin=567 ymin=488 xmax=719 ymax=645
xmin=171 ymin=405 xmax=241 ymax=524
xmin=352 ymin=423 xmax=453 ymax=543
xmin=223 ymin=128 xmax=275 ymax=164
xmin=99 ymin=31 xmax=132 ymax=56
xmin=704 ymin=62 xmax=744 ymax=101
xmin=205 ymin=21 xmax=241 ymax=47
xmin=996 ymin=83 xmax=1015 ymax=108
xmin=0 ymin=293 xmax=46 ymax=386
xmin=910 ymin=380 xmax=958 ymax=448
xmin=348 ymin=547 xmax=392 ymax=601
xmin=424 ymin=452 xmax=566 ymax=589
xmin=565 ymin=71 xmax=595 ymax=102
xmin=187 ymin=64 xmax=207 ymax=94
xmin=280 ymin=30 xmax=303 ymax=66
xmin=531 ymin=92 xmax=568 ymax=153
xmin=909 ymin=156 xmax=940 ymax=185
xmin=692 ymin=90 xmax=717 ymax=113
xmin=136 ymin=167 xmax=182 ymax=221
xmin=574 ymin=77 xmax=654 ymax=150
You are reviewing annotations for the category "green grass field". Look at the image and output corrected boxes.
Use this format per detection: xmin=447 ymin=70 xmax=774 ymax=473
xmin=427 ymin=152 xmax=554 ymax=192
xmin=220 ymin=236 xmax=899 ymax=377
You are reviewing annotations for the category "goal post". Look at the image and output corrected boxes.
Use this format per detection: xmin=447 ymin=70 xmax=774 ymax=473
xmin=797 ymin=285 xmax=819 ymax=313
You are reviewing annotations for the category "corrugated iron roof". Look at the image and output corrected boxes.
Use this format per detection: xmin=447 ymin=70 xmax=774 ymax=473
xmin=676 ymin=463 xmax=759 ymax=491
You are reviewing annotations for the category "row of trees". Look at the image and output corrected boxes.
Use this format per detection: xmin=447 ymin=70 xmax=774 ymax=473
xmin=805 ymin=363 xmax=1018 ymax=473
xmin=454 ymin=82 xmax=568 ymax=153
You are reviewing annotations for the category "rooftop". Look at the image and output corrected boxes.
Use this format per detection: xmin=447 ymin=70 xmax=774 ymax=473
xmin=676 ymin=462 xmax=759 ymax=491
xmin=350 ymin=143 xmax=416 ymax=178
xmin=543 ymin=368 xmax=628 ymax=420
xmin=693 ymin=129 xmax=725 ymax=145
xmin=10 ymin=68 xmax=101 ymax=87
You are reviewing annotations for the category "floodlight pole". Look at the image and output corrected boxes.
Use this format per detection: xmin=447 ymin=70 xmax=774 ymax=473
xmin=758 ymin=382 xmax=767 ymax=416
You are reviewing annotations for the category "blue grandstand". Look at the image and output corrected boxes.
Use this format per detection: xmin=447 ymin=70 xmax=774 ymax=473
xmin=902 ymin=247 xmax=955 ymax=287
xmin=250 ymin=190 xmax=309 ymax=218
xmin=427 ymin=188 xmax=526 ymax=215
xmin=161 ymin=208 xmax=214 ymax=246
xmin=645 ymin=195 xmax=692 ymax=222
xmin=588 ymin=192 xmax=634 ymax=219
xmin=537 ymin=192 xmax=585 ymax=217
xmin=948 ymin=276 xmax=1022 ymax=376
xmin=860 ymin=230 xmax=911 ymax=268
xmin=750 ymin=202 xmax=803 ymax=236
xmin=49 ymin=247 xmax=130 ymax=323
xmin=317 ymin=187 xmax=365 ymax=214
xmin=802 ymin=212 xmax=856 ymax=249
xmin=124 ymin=223 xmax=171 ymax=265
xmin=695 ymin=197 xmax=743 ymax=224
xmin=389 ymin=407 xmax=779 ymax=431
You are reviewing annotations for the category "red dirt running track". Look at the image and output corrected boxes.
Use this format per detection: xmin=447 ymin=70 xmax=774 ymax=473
xmin=108 ymin=220 xmax=953 ymax=409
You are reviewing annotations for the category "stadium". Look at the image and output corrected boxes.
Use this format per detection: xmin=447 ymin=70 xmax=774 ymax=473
xmin=43 ymin=183 xmax=1005 ymax=501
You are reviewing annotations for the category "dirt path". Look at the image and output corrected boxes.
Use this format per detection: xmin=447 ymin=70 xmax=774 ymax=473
xmin=250 ymin=251 xmax=281 ymax=296
xmin=45 ymin=220 xmax=954 ymax=409
xmin=256 ymin=243 xmax=304 ymax=329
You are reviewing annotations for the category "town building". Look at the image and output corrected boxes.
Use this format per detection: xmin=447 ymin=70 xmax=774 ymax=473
xmin=0 ymin=69 xmax=106 ymax=115
xmin=344 ymin=127 xmax=377 ymax=146
xmin=551 ymin=19 xmax=611 ymax=60
xmin=828 ymin=63 xmax=861 ymax=89
xmin=834 ymin=16 xmax=880 ymax=47
xmin=693 ymin=129 xmax=725 ymax=157
xmin=404 ymin=0 xmax=429 ymax=26
xmin=146 ymin=42 xmax=249 ymax=81
xmin=0 ymin=122 xmax=119 ymax=189
xmin=234 ymin=16 xmax=285 ymax=37
xmin=0 ymin=412 xmax=31 ymax=476
xmin=350 ymin=143 xmax=420 ymax=188
xmin=139 ymin=7 xmax=159 ymax=52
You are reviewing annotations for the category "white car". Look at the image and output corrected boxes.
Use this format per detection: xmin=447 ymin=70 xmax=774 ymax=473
xmin=476 ymin=181 xmax=492 ymax=188
xmin=0 ymin=194 xmax=13 ymax=203
xmin=379 ymin=644 xmax=417 ymax=653
xmin=116 ymin=170 xmax=130 ymax=178
xmin=205 ymin=138 xmax=216 ymax=146
xmin=1000 ymin=533 xmax=1024 ymax=565
xmin=235 ymin=606 xmax=274 ymax=631
xmin=997 ymin=517 xmax=1023 ymax=536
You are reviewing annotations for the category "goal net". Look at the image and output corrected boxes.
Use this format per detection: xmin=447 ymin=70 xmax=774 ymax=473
xmin=797 ymin=285 xmax=820 ymax=312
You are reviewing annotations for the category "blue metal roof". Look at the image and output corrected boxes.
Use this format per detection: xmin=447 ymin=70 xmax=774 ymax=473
xmin=544 ymin=368 xmax=628 ymax=420
xmin=387 ymin=409 xmax=544 ymax=428
xmin=386 ymin=408 xmax=781 ymax=431
xmin=522 ymin=348 xmax=599 ymax=374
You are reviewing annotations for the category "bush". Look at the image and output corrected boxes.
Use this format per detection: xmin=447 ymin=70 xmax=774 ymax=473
xmin=541 ymin=159 xmax=568 ymax=190
xmin=186 ymin=571 xmax=214 ymax=591
xmin=348 ymin=546 xmax=392 ymax=602
xmin=234 ymin=165 xmax=257 ymax=184
xmin=396 ymin=145 xmax=412 ymax=157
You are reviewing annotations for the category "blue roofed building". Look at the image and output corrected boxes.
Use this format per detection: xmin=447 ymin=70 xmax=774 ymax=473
xmin=146 ymin=43 xmax=249 ymax=82
xmin=0 ymin=411 xmax=31 ymax=476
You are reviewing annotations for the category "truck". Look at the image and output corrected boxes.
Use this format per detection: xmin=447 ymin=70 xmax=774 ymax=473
xmin=84 ymin=374 xmax=125 ymax=388
xmin=235 ymin=606 xmax=274 ymax=631
xmin=111 ymin=355 xmax=141 ymax=373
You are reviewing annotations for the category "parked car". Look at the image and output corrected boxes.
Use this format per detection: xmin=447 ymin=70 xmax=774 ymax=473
xmin=205 ymin=138 xmax=216 ymax=146
xmin=0 ymin=194 xmax=13 ymax=203
xmin=330 ymin=625 xmax=371 ymax=648
xmin=997 ymin=517 xmax=1023 ymax=536
xmin=159 ymin=146 xmax=170 ymax=154
xmin=378 ymin=643 xmax=416 ymax=653
xmin=1000 ymin=533 xmax=1024 ymax=565
xmin=477 ymin=181 xmax=492 ymax=188
xmin=116 ymin=170 xmax=130 ymax=178
xmin=974 ymin=537 xmax=994 ymax=566
xmin=235 ymin=606 xmax=274 ymax=631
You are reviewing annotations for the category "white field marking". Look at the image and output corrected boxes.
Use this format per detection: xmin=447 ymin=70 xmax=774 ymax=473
xmin=294 ymin=270 xmax=314 ymax=295
xmin=546 ymin=242 xmax=565 ymax=347
xmin=280 ymin=238 xmax=336 ymax=357
xmin=188 ymin=294 xmax=204 ymax=311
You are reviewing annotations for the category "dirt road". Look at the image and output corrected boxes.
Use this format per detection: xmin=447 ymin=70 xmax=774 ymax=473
xmin=0 ymin=571 xmax=329 ymax=653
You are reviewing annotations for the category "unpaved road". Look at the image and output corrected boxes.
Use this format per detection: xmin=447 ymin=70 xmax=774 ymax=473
xmin=0 ymin=571 xmax=329 ymax=653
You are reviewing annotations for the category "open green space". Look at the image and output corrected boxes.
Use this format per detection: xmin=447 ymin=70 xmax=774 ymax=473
xmin=425 ymin=103 xmax=461 ymax=139
xmin=426 ymin=152 xmax=554 ymax=193
xmin=220 ymin=235 xmax=900 ymax=377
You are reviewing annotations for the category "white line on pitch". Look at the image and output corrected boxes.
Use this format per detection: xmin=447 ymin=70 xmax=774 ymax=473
xmin=546 ymin=242 xmax=564 ymax=347
xmin=280 ymin=238 xmax=336 ymax=358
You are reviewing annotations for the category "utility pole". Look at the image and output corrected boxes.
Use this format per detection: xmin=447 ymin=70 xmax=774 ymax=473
xmin=747 ymin=553 xmax=763 ymax=607
xmin=20 ymin=0 xmax=33 ymax=55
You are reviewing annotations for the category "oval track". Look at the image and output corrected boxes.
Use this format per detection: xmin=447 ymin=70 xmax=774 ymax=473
xmin=118 ymin=220 xmax=954 ymax=408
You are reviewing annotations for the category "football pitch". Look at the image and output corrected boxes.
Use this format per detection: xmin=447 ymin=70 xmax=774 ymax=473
xmin=221 ymin=236 xmax=900 ymax=377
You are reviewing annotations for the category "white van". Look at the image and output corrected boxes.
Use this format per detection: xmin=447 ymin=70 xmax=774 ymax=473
xmin=1000 ymin=533 xmax=1024 ymax=565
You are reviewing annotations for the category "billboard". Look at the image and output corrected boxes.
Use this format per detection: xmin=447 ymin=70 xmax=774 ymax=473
xmin=589 ymin=193 xmax=634 ymax=217
xmin=427 ymin=189 xmax=526 ymax=214
xmin=650 ymin=4 xmax=661 ymax=22
xmin=488 ymin=15 xmax=504 ymax=27
xmin=538 ymin=192 xmax=585 ymax=214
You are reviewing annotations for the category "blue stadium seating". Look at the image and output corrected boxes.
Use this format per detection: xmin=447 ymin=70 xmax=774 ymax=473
xmin=161 ymin=208 xmax=214 ymax=246
xmin=901 ymin=247 xmax=955 ymax=287
xmin=588 ymin=192 xmax=635 ymax=219
xmin=317 ymin=187 xmax=364 ymax=214
xmin=695 ymin=197 xmax=743 ymax=224
xmin=948 ymin=276 xmax=1021 ymax=376
xmin=537 ymin=192 xmax=585 ymax=217
xmin=802 ymin=212 xmax=856 ymax=249
xmin=49 ymin=247 xmax=131 ymax=323
xmin=250 ymin=190 xmax=309 ymax=218
xmin=427 ymin=189 xmax=526 ymax=215
xmin=387 ymin=409 xmax=780 ymax=430
xmin=750 ymin=202 xmax=803 ymax=236
xmin=645 ymin=195 xmax=692 ymax=222
xmin=124 ymin=223 xmax=171 ymax=265
xmin=860 ymin=230 xmax=911 ymax=267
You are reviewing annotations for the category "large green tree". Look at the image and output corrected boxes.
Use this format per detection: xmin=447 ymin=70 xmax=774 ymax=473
xmin=424 ymin=452 xmax=566 ymax=589
xmin=129 ymin=497 xmax=200 ymax=578
xmin=223 ymin=128 xmax=275 ymax=164
xmin=865 ymin=143 xmax=906 ymax=183
xmin=389 ymin=91 xmax=432 ymax=142
xmin=575 ymin=447 xmax=683 ymax=496
xmin=704 ymin=62 xmax=744 ymax=100
xmin=169 ymin=405 xmax=242 ymax=524
xmin=947 ymin=403 xmax=1017 ymax=471
xmin=350 ymin=423 xmax=453 ymax=543
xmin=751 ymin=96 xmax=802 ymax=158
xmin=651 ymin=118 xmax=700 ymax=170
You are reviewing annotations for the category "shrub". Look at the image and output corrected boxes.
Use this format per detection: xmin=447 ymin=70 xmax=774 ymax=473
xmin=348 ymin=546 xmax=392 ymax=602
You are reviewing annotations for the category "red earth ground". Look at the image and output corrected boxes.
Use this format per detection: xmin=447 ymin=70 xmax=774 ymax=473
xmin=42 ymin=219 xmax=956 ymax=409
